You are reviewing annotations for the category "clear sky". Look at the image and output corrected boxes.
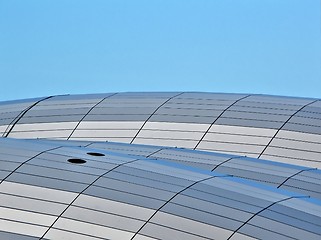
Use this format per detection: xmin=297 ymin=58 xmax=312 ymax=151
xmin=0 ymin=0 xmax=320 ymax=101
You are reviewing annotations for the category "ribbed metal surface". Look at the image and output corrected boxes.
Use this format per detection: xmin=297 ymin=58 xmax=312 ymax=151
xmin=0 ymin=92 xmax=320 ymax=239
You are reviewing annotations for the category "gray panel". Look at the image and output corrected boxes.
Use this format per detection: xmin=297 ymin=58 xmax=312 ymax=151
xmin=229 ymin=105 xmax=295 ymax=115
xmin=177 ymin=92 xmax=246 ymax=101
xmin=280 ymin=186 xmax=321 ymax=200
xmin=282 ymin=122 xmax=321 ymax=134
xmin=289 ymin=116 xmax=321 ymax=127
xmin=259 ymin=209 xmax=321 ymax=235
xmin=150 ymin=114 xmax=215 ymax=124
xmin=150 ymin=211 xmax=233 ymax=239
xmin=50 ymin=217 xmax=134 ymax=239
xmin=153 ymin=148 xmax=233 ymax=164
xmin=182 ymin=188 xmax=262 ymax=213
xmin=0 ymin=97 xmax=42 ymax=106
xmin=0 ymin=170 xmax=10 ymax=180
xmin=263 ymin=146 xmax=321 ymax=162
xmin=0 ymin=193 xmax=66 ymax=215
xmin=106 ymin=171 xmax=183 ymax=192
xmin=38 ymin=94 xmax=107 ymax=104
xmin=137 ymin=129 xmax=203 ymax=141
xmin=84 ymin=185 xmax=165 ymax=209
xmin=0 ymin=148 xmax=42 ymax=159
xmin=17 ymin=116 xmax=81 ymax=124
xmin=215 ymin=166 xmax=283 ymax=185
xmin=270 ymin=137 xmax=321 ymax=153
xmin=306 ymin=100 xmax=321 ymax=108
xmin=115 ymin=166 xmax=193 ymax=187
xmin=171 ymin=194 xmax=252 ymax=222
xmin=73 ymin=194 xmax=154 ymax=221
xmin=189 ymin=183 xmax=272 ymax=209
xmin=239 ymin=222 xmax=297 ymax=240
xmin=248 ymin=215 xmax=321 ymax=240
xmin=0 ymin=230 xmax=40 ymax=240
xmin=0 ymin=111 xmax=24 ymax=121
xmin=223 ymin=110 xmax=290 ymax=122
xmin=112 ymin=92 xmax=177 ymax=98
xmin=23 ymin=108 xmax=89 ymax=117
xmin=0 ymin=219 xmax=48 ymax=238
xmin=243 ymin=95 xmax=312 ymax=105
xmin=156 ymin=107 xmax=223 ymax=118
xmin=297 ymin=169 xmax=321 ymax=181
xmin=27 ymin=158 xmax=108 ymax=176
xmin=234 ymin=100 xmax=301 ymax=110
xmin=296 ymin=110 xmax=321 ymax=119
xmin=0 ymin=161 xmax=22 ymax=171
xmin=204 ymin=131 xmax=271 ymax=145
xmin=226 ymin=156 xmax=302 ymax=173
xmin=89 ymin=107 xmax=157 ymax=115
xmin=7 ymin=172 xmax=88 ymax=193
xmin=268 ymin=203 xmax=321 ymax=226
xmin=150 ymin=153 xmax=221 ymax=168
xmin=43 ymin=228 xmax=102 ymax=240
xmin=161 ymin=203 xmax=242 ymax=231
xmin=139 ymin=222 xmax=210 ymax=240
xmin=42 ymin=151 xmax=125 ymax=168
xmin=16 ymin=164 xmax=97 ymax=184
xmin=94 ymin=176 xmax=174 ymax=201
xmin=63 ymin=206 xmax=144 ymax=232
xmin=84 ymin=114 xmax=149 ymax=121
xmin=197 ymin=141 xmax=264 ymax=155
xmin=164 ymin=101 xmax=229 ymax=110
xmin=88 ymin=142 xmax=161 ymax=156
xmin=282 ymin=178 xmax=321 ymax=194
xmin=215 ymin=118 xmax=283 ymax=129
xmin=303 ymin=106 xmax=321 ymax=114
xmin=37 ymin=156 xmax=119 ymax=172
xmin=97 ymin=101 xmax=164 ymax=108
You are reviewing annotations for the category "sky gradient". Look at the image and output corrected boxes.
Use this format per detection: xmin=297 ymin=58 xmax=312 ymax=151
xmin=0 ymin=0 xmax=320 ymax=101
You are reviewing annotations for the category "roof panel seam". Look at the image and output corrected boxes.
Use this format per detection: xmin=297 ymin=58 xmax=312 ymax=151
xmin=226 ymin=195 xmax=310 ymax=240
xmin=39 ymin=157 xmax=141 ymax=239
xmin=67 ymin=93 xmax=118 ymax=140
xmin=130 ymin=92 xmax=184 ymax=144
xmin=258 ymin=100 xmax=319 ymax=158
xmin=194 ymin=95 xmax=251 ymax=150
xmin=3 ymin=96 xmax=55 ymax=138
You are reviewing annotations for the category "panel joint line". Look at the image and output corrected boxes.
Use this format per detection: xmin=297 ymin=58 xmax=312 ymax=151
xmin=40 ymin=158 xmax=141 ymax=239
xmin=130 ymin=175 xmax=217 ymax=240
xmin=258 ymin=100 xmax=318 ymax=158
xmin=146 ymin=146 xmax=173 ymax=158
xmin=226 ymin=195 xmax=308 ymax=240
xmin=130 ymin=92 xmax=184 ymax=144
xmin=193 ymin=95 xmax=251 ymax=150
xmin=2 ymin=96 xmax=54 ymax=137
xmin=277 ymin=168 xmax=317 ymax=189
xmin=211 ymin=156 xmax=244 ymax=172
xmin=0 ymin=146 xmax=62 ymax=185
xmin=67 ymin=93 xmax=118 ymax=140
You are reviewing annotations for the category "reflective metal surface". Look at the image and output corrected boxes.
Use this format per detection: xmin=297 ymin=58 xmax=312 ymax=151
xmin=0 ymin=92 xmax=320 ymax=239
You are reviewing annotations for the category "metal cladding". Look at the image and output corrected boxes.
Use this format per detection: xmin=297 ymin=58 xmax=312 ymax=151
xmin=0 ymin=92 xmax=320 ymax=240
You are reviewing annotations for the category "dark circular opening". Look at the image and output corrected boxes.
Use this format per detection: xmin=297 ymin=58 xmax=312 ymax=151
xmin=87 ymin=152 xmax=105 ymax=157
xmin=68 ymin=158 xmax=86 ymax=164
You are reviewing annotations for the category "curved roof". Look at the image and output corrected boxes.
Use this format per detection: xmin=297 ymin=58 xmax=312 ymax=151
xmin=0 ymin=92 xmax=321 ymax=239
xmin=1 ymin=92 xmax=321 ymax=167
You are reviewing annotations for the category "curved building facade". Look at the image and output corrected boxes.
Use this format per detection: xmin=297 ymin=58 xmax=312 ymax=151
xmin=0 ymin=92 xmax=321 ymax=239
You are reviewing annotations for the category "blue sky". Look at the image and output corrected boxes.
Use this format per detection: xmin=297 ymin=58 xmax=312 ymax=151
xmin=0 ymin=0 xmax=320 ymax=101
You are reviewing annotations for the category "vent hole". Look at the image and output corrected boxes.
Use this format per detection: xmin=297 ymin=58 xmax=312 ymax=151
xmin=68 ymin=158 xmax=86 ymax=164
xmin=87 ymin=152 xmax=105 ymax=157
